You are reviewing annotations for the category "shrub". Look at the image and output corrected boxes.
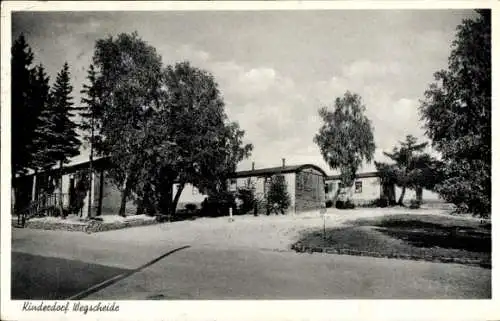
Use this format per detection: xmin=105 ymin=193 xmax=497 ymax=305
xmin=325 ymin=199 xmax=334 ymax=208
xmin=184 ymin=203 xmax=198 ymax=212
xmin=335 ymin=199 xmax=355 ymax=209
xmin=236 ymin=187 xmax=256 ymax=214
xmin=409 ymin=199 xmax=421 ymax=209
xmin=266 ymin=175 xmax=291 ymax=214
xmin=201 ymin=191 xmax=236 ymax=217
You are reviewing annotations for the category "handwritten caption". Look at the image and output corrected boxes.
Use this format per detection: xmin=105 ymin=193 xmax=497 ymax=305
xmin=22 ymin=301 xmax=119 ymax=314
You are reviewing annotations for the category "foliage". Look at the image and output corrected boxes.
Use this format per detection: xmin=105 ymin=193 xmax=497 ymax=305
xmin=30 ymin=64 xmax=57 ymax=171
xmin=335 ymin=199 xmax=355 ymax=209
xmin=419 ymin=10 xmax=491 ymax=216
xmin=48 ymin=62 xmax=81 ymax=165
xmin=141 ymin=61 xmax=253 ymax=215
xmin=375 ymin=135 xmax=441 ymax=206
xmin=201 ymin=191 xmax=236 ymax=217
xmin=184 ymin=203 xmax=198 ymax=212
xmin=314 ymin=91 xmax=375 ymax=187
xmin=11 ymin=34 xmax=36 ymax=175
xmin=325 ymin=199 xmax=334 ymax=208
xmin=79 ymin=64 xmax=103 ymax=150
xmin=86 ymin=33 xmax=253 ymax=216
xmin=236 ymin=186 xmax=256 ymax=214
xmin=266 ymin=175 xmax=291 ymax=214
xmin=409 ymin=199 xmax=421 ymax=209
xmin=86 ymin=32 xmax=164 ymax=216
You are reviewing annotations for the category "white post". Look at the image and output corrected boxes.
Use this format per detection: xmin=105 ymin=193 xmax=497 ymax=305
xmin=31 ymin=174 xmax=37 ymax=202
xmin=229 ymin=207 xmax=234 ymax=222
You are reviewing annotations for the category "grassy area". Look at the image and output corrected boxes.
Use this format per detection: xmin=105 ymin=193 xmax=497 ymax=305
xmin=293 ymin=214 xmax=491 ymax=268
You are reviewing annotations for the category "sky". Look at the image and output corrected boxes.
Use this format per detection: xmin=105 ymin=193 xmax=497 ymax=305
xmin=11 ymin=9 xmax=476 ymax=175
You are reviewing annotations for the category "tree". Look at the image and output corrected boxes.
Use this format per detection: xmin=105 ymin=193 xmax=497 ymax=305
xmin=375 ymin=135 xmax=441 ymax=206
xmin=31 ymin=64 xmax=57 ymax=172
xmin=142 ymin=61 xmax=253 ymax=215
xmin=79 ymin=64 xmax=104 ymax=217
xmin=88 ymin=32 xmax=164 ymax=216
xmin=419 ymin=10 xmax=491 ymax=215
xmin=11 ymin=34 xmax=35 ymax=176
xmin=314 ymin=91 xmax=375 ymax=199
xmin=79 ymin=64 xmax=103 ymax=150
xmin=266 ymin=175 xmax=291 ymax=215
xmin=49 ymin=62 xmax=81 ymax=212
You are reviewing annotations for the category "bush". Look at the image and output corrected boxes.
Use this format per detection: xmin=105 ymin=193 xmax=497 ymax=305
xmin=184 ymin=203 xmax=198 ymax=212
xmin=325 ymin=199 xmax=334 ymax=208
xmin=266 ymin=175 xmax=291 ymax=215
xmin=409 ymin=199 xmax=421 ymax=209
xmin=236 ymin=187 xmax=256 ymax=214
xmin=335 ymin=199 xmax=355 ymax=209
xmin=201 ymin=191 xmax=236 ymax=217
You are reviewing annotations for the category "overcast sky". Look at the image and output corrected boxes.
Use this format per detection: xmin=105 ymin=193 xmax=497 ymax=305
xmin=12 ymin=10 xmax=476 ymax=174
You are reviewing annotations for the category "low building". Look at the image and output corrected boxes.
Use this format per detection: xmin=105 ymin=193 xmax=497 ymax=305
xmin=227 ymin=160 xmax=327 ymax=213
xmin=325 ymin=172 xmax=441 ymax=206
xmin=157 ymin=160 xmax=328 ymax=214
xmin=12 ymin=157 xmax=136 ymax=217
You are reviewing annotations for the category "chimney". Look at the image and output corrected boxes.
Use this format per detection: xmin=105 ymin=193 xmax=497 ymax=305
xmin=252 ymin=162 xmax=255 ymax=171
xmin=282 ymin=158 xmax=286 ymax=168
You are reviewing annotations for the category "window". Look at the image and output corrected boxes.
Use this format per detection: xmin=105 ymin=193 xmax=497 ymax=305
xmin=355 ymin=181 xmax=362 ymax=193
xmin=338 ymin=182 xmax=344 ymax=189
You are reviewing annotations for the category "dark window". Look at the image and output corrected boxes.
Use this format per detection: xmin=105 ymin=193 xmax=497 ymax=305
xmin=355 ymin=181 xmax=362 ymax=193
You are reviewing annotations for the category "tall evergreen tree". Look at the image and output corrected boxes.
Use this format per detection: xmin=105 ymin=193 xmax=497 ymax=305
xmin=11 ymin=34 xmax=35 ymax=176
xmin=79 ymin=64 xmax=104 ymax=217
xmin=30 ymin=64 xmax=56 ymax=172
xmin=49 ymin=62 xmax=81 ymax=202
xmin=79 ymin=64 xmax=103 ymax=149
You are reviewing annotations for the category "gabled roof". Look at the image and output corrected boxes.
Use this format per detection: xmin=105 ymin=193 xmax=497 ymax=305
xmin=326 ymin=171 xmax=379 ymax=181
xmin=230 ymin=164 xmax=327 ymax=178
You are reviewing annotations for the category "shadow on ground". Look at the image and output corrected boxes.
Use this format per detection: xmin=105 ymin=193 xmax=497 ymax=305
xmin=11 ymin=252 xmax=131 ymax=300
xmin=294 ymin=214 xmax=491 ymax=267
xmin=374 ymin=220 xmax=490 ymax=253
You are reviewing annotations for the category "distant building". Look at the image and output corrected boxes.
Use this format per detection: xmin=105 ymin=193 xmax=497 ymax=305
xmin=175 ymin=160 xmax=327 ymax=214
xmin=325 ymin=171 xmax=441 ymax=206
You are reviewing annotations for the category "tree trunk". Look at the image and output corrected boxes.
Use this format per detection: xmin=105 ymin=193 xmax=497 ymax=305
xmin=118 ymin=175 xmax=129 ymax=217
xmin=97 ymin=169 xmax=104 ymax=216
xmin=171 ymin=183 xmax=185 ymax=216
xmin=31 ymin=171 xmax=38 ymax=202
xmin=397 ymin=186 xmax=406 ymax=206
xmin=416 ymin=187 xmax=423 ymax=204
xmin=59 ymin=160 xmax=64 ymax=217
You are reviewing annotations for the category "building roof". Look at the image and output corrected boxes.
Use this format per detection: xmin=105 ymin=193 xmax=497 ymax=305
xmin=230 ymin=164 xmax=327 ymax=178
xmin=326 ymin=171 xmax=379 ymax=181
xmin=14 ymin=157 xmax=111 ymax=179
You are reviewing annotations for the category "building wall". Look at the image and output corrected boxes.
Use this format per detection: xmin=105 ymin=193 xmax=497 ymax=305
xmin=326 ymin=176 xmax=442 ymax=205
xmin=174 ymin=183 xmax=208 ymax=210
xmin=394 ymin=186 xmax=441 ymax=203
xmin=295 ymin=168 xmax=325 ymax=213
xmin=99 ymin=172 xmax=136 ymax=215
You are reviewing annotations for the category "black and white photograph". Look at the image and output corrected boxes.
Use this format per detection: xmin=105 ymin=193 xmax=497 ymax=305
xmin=1 ymin=1 xmax=496 ymax=320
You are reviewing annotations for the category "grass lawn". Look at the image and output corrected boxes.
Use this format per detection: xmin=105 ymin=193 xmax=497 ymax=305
xmin=293 ymin=214 xmax=491 ymax=268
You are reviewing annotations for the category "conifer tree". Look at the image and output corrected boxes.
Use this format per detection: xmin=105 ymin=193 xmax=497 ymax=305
xmin=31 ymin=64 xmax=56 ymax=171
xmin=49 ymin=62 xmax=81 ymax=207
xmin=11 ymin=34 xmax=35 ymax=176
